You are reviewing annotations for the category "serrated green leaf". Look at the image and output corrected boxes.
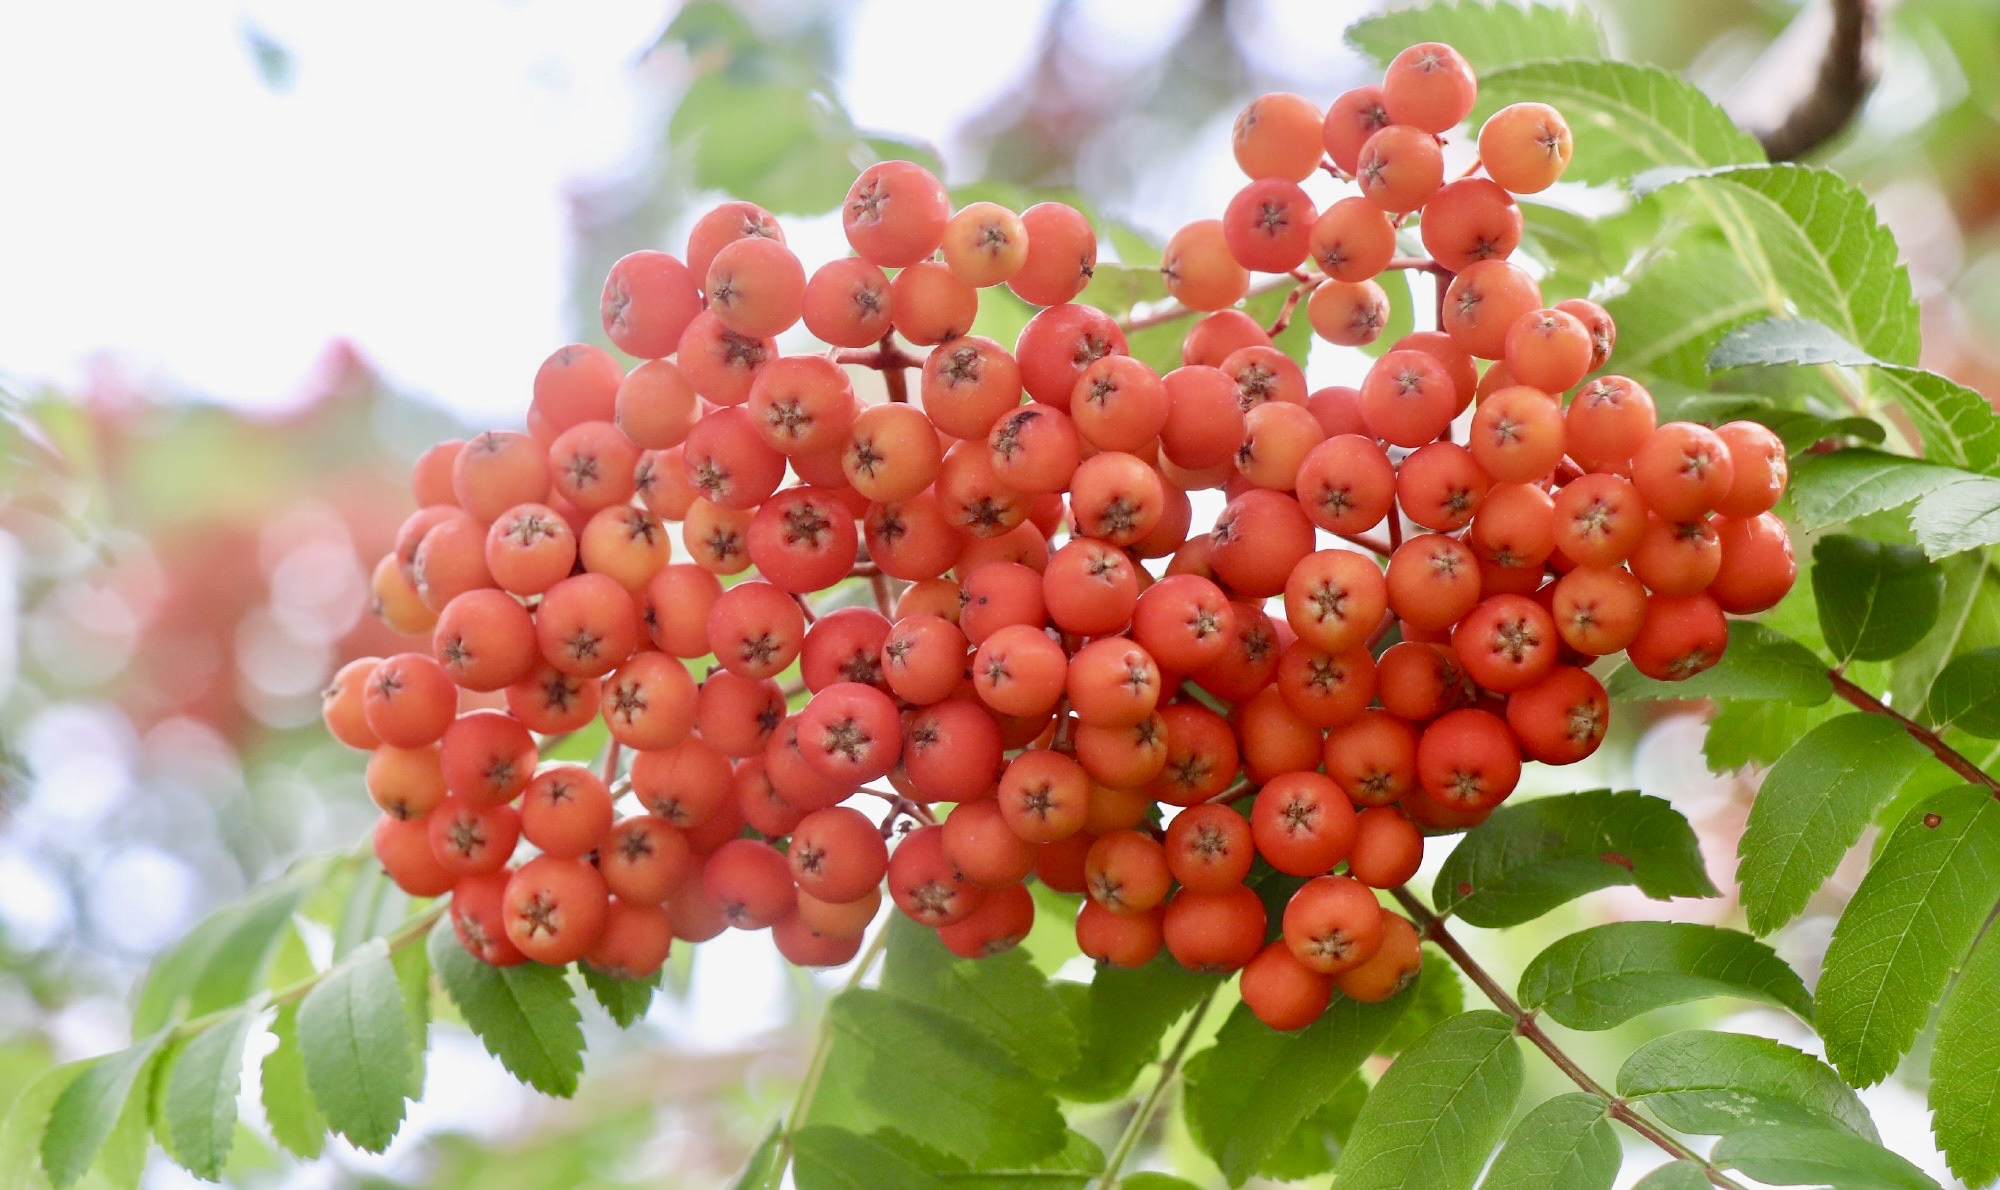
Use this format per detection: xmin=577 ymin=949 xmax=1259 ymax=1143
xmin=1475 ymin=61 xmax=1763 ymax=187
xmin=36 ymin=1031 xmax=166 ymax=1190
xmin=392 ymin=937 xmax=428 ymax=1091
xmin=1 ymin=1064 xmax=84 ymax=1190
xmin=1737 ymin=713 xmax=1932 ymax=934
xmin=731 ymin=1122 xmax=783 ymax=1190
xmin=1813 ymin=535 xmax=1944 ymax=662
xmin=1712 ymin=1125 xmax=1940 ymax=1189
xmin=427 ymin=921 xmax=584 ymax=1097
xmin=160 ymin=1007 xmax=259 ymax=1179
xmin=1607 ymin=239 xmax=1767 ymax=385
xmin=1931 ymin=920 xmax=2000 ymax=1186
xmin=295 ymin=939 xmax=413 ymax=1153
xmin=1608 ymin=622 xmax=1830 ymax=705
xmin=1632 ymin=1160 xmax=1713 ymax=1189
xmin=1704 ymin=698 xmax=1844 ymax=773
xmin=879 ymin=916 xmax=1079 ymax=1081
xmin=133 ymin=858 xmax=329 ymax=1035
xmin=1376 ymin=950 xmax=1463 ymax=1056
xmin=1479 ymin=1092 xmax=1617 ymax=1190
xmin=1080 ymin=262 xmax=1168 ymax=321
xmin=1912 ymin=474 xmax=2000 ymax=558
xmin=1752 ymin=409 xmax=1888 ymax=454
xmin=1183 ymin=993 xmax=1410 ymax=1185
xmin=1345 ymin=2 xmax=1604 ymax=73
xmin=260 ymin=1002 xmax=324 ymax=1159
xmin=1118 ymin=1177 xmax=1200 ymax=1190
xmin=1330 ymin=1011 xmax=1523 ymax=1190
xmin=1056 ymin=957 xmax=1218 ymax=1102
xmin=581 ymin=966 xmax=659 ymax=1028
xmin=828 ymin=989 xmax=1066 ymax=1166
xmin=1786 ymin=450 xmax=1969 ymax=533
xmin=1666 ymin=168 xmax=1918 ymax=369
xmin=1710 ymin=316 xmax=1877 ymax=369
xmin=1818 ymin=787 xmax=2000 ymax=1086
xmin=1618 ymin=1030 xmax=1876 ymax=1139
xmin=1254 ymin=1076 xmax=1368 ymax=1181
xmin=1435 ymin=790 xmax=1716 ymax=927
xmin=1895 ymin=555 xmax=2000 ymax=712
xmin=792 ymin=1126 xmax=932 ymax=1190
xmin=1927 ymin=649 xmax=2000 ymax=739
xmin=1518 ymin=922 xmax=1812 ymax=1030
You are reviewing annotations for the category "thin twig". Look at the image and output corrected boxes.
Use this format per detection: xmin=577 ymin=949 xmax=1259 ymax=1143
xmin=1757 ymin=0 xmax=1880 ymax=161
xmin=1827 ymin=670 xmax=2000 ymax=796
xmin=1097 ymin=984 xmax=1220 ymax=1185
xmin=1389 ymin=887 xmax=1749 ymax=1190
xmin=771 ymin=925 xmax=891 ymax=1178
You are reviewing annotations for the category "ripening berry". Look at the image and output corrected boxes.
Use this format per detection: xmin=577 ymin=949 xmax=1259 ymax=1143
xmin=1071 ymin=354 xmax=1169 ymax=454
xmin=1275 ymin=638 xmax=1375 ymax=728
xmin=520 ymin=766 xmax=614 ymax=859
xmin=1386 ymin=534 xmax=1481 ymax=632
xmin=747 ymin=355 xmax=858 ymax=459
xmin=636 ymin=446 xmax=700 ymax=521
xmin=1017 ymin=302 xmax=1128 ymax=407
xmin=1307 ymin=279 xmax=1390 ymax=347
xmin=1396 ymin=441 xmax=1487 ymax=532
xmin=1551 ymin=473 xmax=1646 ymax=567
xmin=1551 ymin=565 xmax=1649 ymax=655
xmin=1323 ymin=84 xmax=1392 ymax=176
xmin=960 ymin=560 xmax=1046 ymax=645
xmin=640 ymin=565 xmax=723 ymax=660
xmin=1634 ymin=422 xmax=1736 ymax=520
xmin=788 ymin=806 xmax=889 ymax=904
xmin=1182 ymin=309 xmax=1271 ymax=368
xmin=676 ymin=310 xmax=774 ymax=407
xmin=580 ymin=505 xmax=672 ymax=592
xmin=1211 ymin=488 xmax=1315 ymax=598
xmin=942 ymin=201 xmax=1030 ymax=287
xmin=1375 ymin=641 xmax=1468 ymax=722
xmin=797 ymin=885 xmax=883 ymax=940
xmin=1241 ymin=941 xmax=1334 ymax=1030
xmin=685 ymin=200 xmax=784 ymax=282
xmin=366 ymin=744 xmax=446 ymax=820
xmin=1417 ymin=708 xmax=1523 ymax=810
xmin=1708 ymin=513 xmax=1796 ymax=614
xmin=902 ymin=699 xmax=1006 ymax=804
xmin=428 ymin=796 xmax=522 ymax=878
xmin=1468 ymin=482 xmax=1556 ymax=577
xmin=324 ymin=657 xmax=383 ymax=750
xmin=585 ymin=897 xmax=675 ymax=979
xmin=1222 ymin=344 xmax=1307 ymax=411
xmin=1557 ymin=298 xmax=1616 ymax=370
xmin=684 ymin=405 xmax=787 ymax=510
xmin=1284 ymin=549 xmax=1387 ymax=653
xmin=1713 ymin=420 xmax=1788 ymax=518
xmin=1442 ymin=259 xmax=1543 ymax=360
xmin=1627 ymin=593 xmax=1729 ymax=682
xmin=454 ymin=430 xmax=550 ymax=524
xmin=1008 ymin=201 xmax=1097 ymax=306
xmin=602 ymin=250 xmax=702 ymax=360
xmin=1084 ymin=829 xmax=1173 ymax=916
xmin=938 ymin=882 xmax=1035 ymax=959
xmin=1224 ymin=178 xmax=1316 ymax=273
xmin=536 ymin=573 xmax=641 ymax=679
xmin=485 ymin=503 xmax=576 ymax=597
xmin=504 ymin=664 xmax=600 ymax=735
xmin=1566 ymin=375 xmax=1656 ymax=466
xmin=844 ymin=159 xmax=951 ymax=268
xmin=600 ymin=816 xmax=692 ymax=906
xmin=1471 ymin=386 xmax=1566 ymax=483
xmin=1336 ymin=911 xmax=1422 ymax=1001
xmin=1384 ymin=42 xmax=1477 ymax=132
xmin=1163 ymin=803 xmax=1255 ymax=892
xmin=843 ymin=402 xmax=942 ymax=503
xmin=1067 ymin=638 xmax=1163 ymax=729
xmin=1362 ymin=348 xmax=1459 ymax=446
xmin=412 ymin=440 xmax=463 ymax=508
xmin=1163 ymin=884 xmax=1267 ymax=974
xmin=531 ymin=345 xmax=623 ymax=438
xmin=1453 ymin=594 xmax=1559 ymax=693
xmin=439 ymin=709 xmax=537 ymax=806
xmin=1507 ymin=666 xmax=1609 ymax=766
xmin=801 ymin=255 xmax=893 ymax=348
xmin=1504 ymin=307 xmax=1594 ymax=394
xmin=450 ymin=870 xmax=526 ymax=966
xmin=972 ymin=623 xmax=1069 ymax=718
xmin=890 ymin=261 xmax=979 ymax=345
xmin=866 ymin=492 xmax=966 ymax=581
xmin=707 ymin=580 xmax=806 ymax=680
xmin=374 ymin=814 xmax=455 ymax=897
xmin=922 ymin=335 xmax=1022 ymax=441
xmin=747 ymin=487 xmax=859 ymax=594
xmin=363 ymin=653 xmax=458 ymax=747
xmin=1069 ymin=451 xmax=1165 ymax=547
xmin=987 ymin=403 xmax=1081 ymax=495
xmin=1076 ymin=899 xmax=1164 ymax=967
xmin=942 ymin=797 xmax=1039 ymax=889
xmin=1233 ymin=91 xmax=1324 ymax=180
xmin=1162 ymin=219 xmax=1250 ymax=311
xmin=1283 ymin=875 xmax=1384 ymax=974
xmin=1148 ymin=702 xmax=1241 ymax=806
xmin=1323 ymin=709 xmax=1420 ymax=807
xmin=888 ymin=824 xmax=985 ymax=927
xmin=1419 ymin=178 xmax=1522 ymax=272
xmin=412 ymin=511 xmax=499 ymax=612
xmin=1356 ymin=124 xmax=1444 ymax=214
xmin=1479 ymin=102 xmax=1573 ymax=194
xmin=995 ymin=748 xmax=1090 ymax=844
xmin=601 ymin=651 xmax=698 ymax=752
xmin=1347 ymin=806 xmax=1425 ymax=888
xmin=1042 ymin=538 xmax=1140 ymax=637
xmin=1252 ymin=771 xmax=1358 ymax=876
xmin=1310 ymin=196 xmax=1397 ymax=282
xmin=704 ymin=838 xmax=796 ymax=931
xmin=796 ymin=681 xmax=902 ymax=786
xmin=1296 ymin=434 xmax=1395 ymax=536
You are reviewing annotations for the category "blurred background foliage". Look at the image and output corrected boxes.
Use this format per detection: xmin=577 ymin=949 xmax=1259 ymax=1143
xmin=1 ymin=0 xmax=1996 ymax=1186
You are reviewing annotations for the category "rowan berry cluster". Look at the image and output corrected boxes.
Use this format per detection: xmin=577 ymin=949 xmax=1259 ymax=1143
xmin=323 ymin=39 xmax=1794 ymax=1032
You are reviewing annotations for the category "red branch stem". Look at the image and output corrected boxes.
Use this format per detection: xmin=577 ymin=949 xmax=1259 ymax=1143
xmin=1389 ymin=888 xmax=1749 ymax=1190
xmin=1828 ymin=670 xmax=2000 ymax=796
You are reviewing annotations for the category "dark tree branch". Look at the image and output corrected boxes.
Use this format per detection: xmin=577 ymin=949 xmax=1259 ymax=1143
xmin=1757 ymin=0 xmax=1881 ymax=161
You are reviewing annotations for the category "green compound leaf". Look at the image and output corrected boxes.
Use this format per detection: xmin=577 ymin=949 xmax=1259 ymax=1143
xmin=1926 ymin=647 xmax=2000 ymax=738
xmin=1518 ymin=922 xmax=1813 ymax=1030
xmin=1055 ymin=956 xmax=1218 ymax=1102
xmin=1 ymin=1064 xmax=85 ymax=1190
xmin=1617 ymin=1030 xmax=1877 ymax=1139
xmin=38 ymin=1032 xmax=167 ymax=1188
xmin=792 ymin=1127 xmax=932 ymax=1190
xmin=294 ymin=939 xmax=415 ymax=1154
xmin=1817 ymin=787 xmax=2000 ymax=1086
xmin=1665 ymin=168 xmax=1919 ymax=368
xmin=427 ymin=921 xmax=584 ymax=1097
xmin=1475 ymin=61 xmax=1763 ymax=187
xmin=827 ymin=989 xmax=1066 ymax=1167
xmin=1709 ymin=315 xmax=1878 ymax=369
xmin=1931 ymin=920 xmax=2000 ymax=1186
xmin=1893 ymin=554 xmax=2000 ymax=711
xmin=580 ymin=966 xmax=659 ymax=1029
xmin=879 ymin=915 xmax=1079 ymax=1082
xmin=1607 ymin=621 xmax=1830 ymax=706
xmin=1812 ymin=535 xmax=1944 ymax=663
xmin=1478 ymin=1093 xmax=1618 ymax=1190
xmin=1330 ymin=1011 xmax=1524 ymax=1190
xmin=1607 ymin=239 xmax=1769 ymax=385
xmin=133 ymin=856 xmax=330 ymax=1035
xmin=1737 ymin=713 xmax=1932 ymax=934
xmin=1254 ymin=1076 xmax=1368 ymax=1181
xmin=1182 ymin=992 xmax=1410 ymax=1185
xmin=1785 ymin=449 xmax=1970 ymax=534
xmin=1712 ymin=1125 xmax=1941 ymax=1190
xmin=261 ymin=1001 xmax=325 ymax=1159
xmin=1632 ymin=1160 xmax=1714 ymax=1189
xmin=1435 ymin=790 xmax=1715 ymax=927
xmin=1911 ymin=474 xmax=2000 ymax=558
xmin=159 ymin=1007 xmax=260 ymax=1179
xmin=1345 ymin=2 xmax=1604 ymax=73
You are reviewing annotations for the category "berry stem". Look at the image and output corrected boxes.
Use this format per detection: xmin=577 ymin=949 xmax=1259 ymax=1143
xmin=1096 ymin=983 xmax=1220 ymax=1186
xmin=771 ymin=923 xmax=891 ymax=1177
xmin=1340 ymin=530 xmax=1396 ymax=558
xmin=1389 ymin=886 xmax=1749 ymax=1190
xmin=868 ymin=570 xmax=895 ymax=617
xmin=1265 ymin=276 xmax=1322 ymax=337
xmin=830 ymin=345 xmax=926 ymax=373
xmin=599 ymin=738 xmax=623 ymax=786
xmin=1827 ymin=669 xmax=2000 ymax=796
